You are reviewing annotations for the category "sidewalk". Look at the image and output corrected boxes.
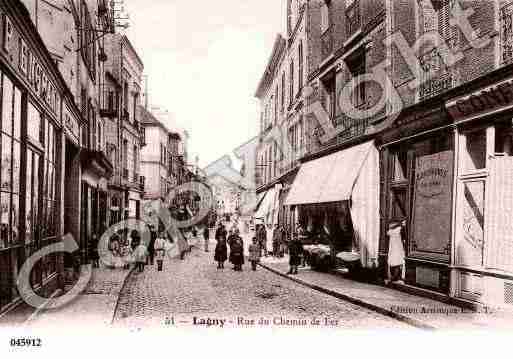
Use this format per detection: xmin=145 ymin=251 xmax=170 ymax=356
xmin=259 ymin=256 xmax=513 ymax=330
xmin=17 ymin=264 xmax=134 ymax=329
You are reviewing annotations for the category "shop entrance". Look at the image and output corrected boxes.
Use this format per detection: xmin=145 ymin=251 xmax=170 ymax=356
xmin=387 ymin=132 xmax=454 ymax=293
xmin=64 ymin=140 xmax=80 ymax=269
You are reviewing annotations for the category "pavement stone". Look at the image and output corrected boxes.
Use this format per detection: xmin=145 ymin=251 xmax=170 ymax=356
xmin=113 ymin=247 xmax=412 ymax=329
xmin=260 ymin=256 xmax=513 ymax=330
xmin=10 ymin=263 xmax=135 ymax=329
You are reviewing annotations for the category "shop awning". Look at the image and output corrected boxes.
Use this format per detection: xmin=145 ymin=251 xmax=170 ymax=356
xmin=285 ymin=141 xmax=375 ymax=206
xmin=254 ymin=187 xmax=275 ymax=220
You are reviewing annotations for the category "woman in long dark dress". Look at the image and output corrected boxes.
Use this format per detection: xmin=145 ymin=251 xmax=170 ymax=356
xmin=214 ymin=236 xmax=228 ymax=269
xmin=228 ymin=230 xmax=244 ymax=271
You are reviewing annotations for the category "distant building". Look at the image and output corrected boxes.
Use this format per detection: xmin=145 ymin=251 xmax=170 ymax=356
xmin=102 ymin=33 xmax=145 ymax=223
xmin=140 ymin=107 xmax=182 ymax=201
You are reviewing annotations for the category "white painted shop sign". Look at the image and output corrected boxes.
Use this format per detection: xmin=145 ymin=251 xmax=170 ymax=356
xmin=2 ymin=13 xmax=60 ymax=116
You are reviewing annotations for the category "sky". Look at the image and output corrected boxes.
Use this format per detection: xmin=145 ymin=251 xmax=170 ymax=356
xmin=124 ymin=0 xmax=286 ymax=167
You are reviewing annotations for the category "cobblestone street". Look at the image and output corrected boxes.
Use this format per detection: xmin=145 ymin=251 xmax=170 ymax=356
xmin=113 ymin=247 xmax=412 ymax=329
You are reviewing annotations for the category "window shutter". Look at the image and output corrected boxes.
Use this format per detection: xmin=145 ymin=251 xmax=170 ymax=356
xmin=485 ymin=157 xmax=513 ymax=272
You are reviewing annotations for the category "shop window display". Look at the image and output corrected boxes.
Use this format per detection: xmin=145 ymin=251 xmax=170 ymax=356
xmin=298 ymin=203 xmax=356 ymax=272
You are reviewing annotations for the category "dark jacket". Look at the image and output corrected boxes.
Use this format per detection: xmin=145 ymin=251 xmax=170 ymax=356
xmin=148 ymin=231 xmax=157 ymax=254
xmin=214 ymin=238 xmax=228 ymax=262
xmin=288 ymin=239 xmax=303 ymax=266
xmin=203 ymin=227 xmax=210 ymax=239
xmin=215 ymin=227 xmax=227 ymax=241
xmin=228 ymin=235 xmax=244 ymax=265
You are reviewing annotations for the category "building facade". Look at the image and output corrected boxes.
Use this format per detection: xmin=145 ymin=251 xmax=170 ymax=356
xmin=256 ymin=0 xmax=513 ymax=309
xmin=140 ymin=107 xmax=185 ymax=198
xmin=102 ymin=34 xmax=145 ymax=224
xmin=0 ymin=0 xmax=114 ymax=314
xmin=255 ymin=0 xmax=310 ymax=231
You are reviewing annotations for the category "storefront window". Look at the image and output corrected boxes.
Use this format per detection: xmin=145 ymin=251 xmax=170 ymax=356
xmin=393 ymin=151 xmax=408 ymax=182
xmin=463 ymin=129 xmax=487 ymax=172
xmin=42 ymin=122 xmax=57 ymax=239
xmin=2 ymin=76 xmax=13 ymax=136
xmin=27 ymin=102 xmax=42 ymax=143
xmin=390 ymin=187 xmax=407 ymax=220
xmin=0 ymin=73 xmax=22 ymax=249
xmin=495 ymin=122 xmax=513 ymax=156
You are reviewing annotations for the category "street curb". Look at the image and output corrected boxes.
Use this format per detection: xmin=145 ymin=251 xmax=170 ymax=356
xmin=110 ymin=265 xmax=137 ymax=325
xmin=258 ymin=262 xmax=436 ymax=330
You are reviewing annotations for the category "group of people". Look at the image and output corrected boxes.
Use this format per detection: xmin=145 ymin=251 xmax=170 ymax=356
xmin=255 ymin=224 xmax=288 ymax=258
xmin=213 ymin=223 xmax=245 ymax=271
xmin=212 ymin=221 xmax=304 ymax=275
xmin=97 ymin=225 xmax=172 ymax=273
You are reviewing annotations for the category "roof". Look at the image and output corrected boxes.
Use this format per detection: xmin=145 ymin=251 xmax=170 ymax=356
xmin=139 ymin=106 xmax=169 ymax=133
xmin=122 ymin=35 xmax=144 ymax=71
xmin=255 ymin=34 xmax=287 ymax=98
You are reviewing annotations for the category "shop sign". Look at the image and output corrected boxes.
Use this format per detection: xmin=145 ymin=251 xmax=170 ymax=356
xmin=64 ymin=107 xmax=80 ymax=143
xmin=2 ymin=13 xmax=60 ymax=116
xmin=411 ymin=150 xmax=454 ymax=259
xmin=416 ymin=167 xmax=450 ymax=197
xmin=447 ymin=80 xmax=513 ymax=120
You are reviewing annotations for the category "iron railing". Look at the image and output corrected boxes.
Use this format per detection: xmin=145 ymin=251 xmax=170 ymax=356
xmin=346 ymin=0 xmax=361 ymax=37
xmin=418 ymin=48 xmax=455 ymax=100
xmin=501 ymin=3 xmax=513 ymax=65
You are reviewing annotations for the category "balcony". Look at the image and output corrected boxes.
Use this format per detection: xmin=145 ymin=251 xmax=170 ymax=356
xmin=501 ymin=3 xmax=513 ymax=65
xmin=140 ymin=128 xmax=146 ymax=147
xmin=305 ymin=115 xmax=369 ymax=156
xmin=418 ymin=48 xmax=456 ymax=101
xmin=121 ymin=108 xmax=129 ymax=122
xmin=321 ymin=27 xmax=333 ymax=61
xmin=99 ymin=90 xmax=118 ymax=118
xmin=346 ymin=0 xmax=361 ymax=38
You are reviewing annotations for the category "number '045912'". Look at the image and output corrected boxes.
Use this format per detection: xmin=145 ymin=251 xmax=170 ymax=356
xmin=9 ymin=338 xmax=42 ymax=347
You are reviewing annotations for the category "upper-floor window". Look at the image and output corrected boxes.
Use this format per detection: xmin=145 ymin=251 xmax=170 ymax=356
xmin=321 ymin=75 xmax=336 ymax=120
xmin=418 ymin=0 xmax=458 ymax=100
xmin=321 ymin=1 xmax=330 ymax=34
xmin=133 ymin=93 xmax=139 ymax=123
xmin=501 ymin=2 xmax=513 ymax=65
xmin=274 ymin=87 xmax=278 ymax=123
xmin=346 ymin=51 xmax=366 ymax=109
xmin=270 ymin=95 xmax=275 ymax=125
xmin=281 ymin=72 xmax=285 ymax=112
xmin=346 ymin=0 xmax=361 ymax=36
xmin=80 ymin=1 xmax=96 ymax=80
xmin=289 ymin=60 xmax=294 ymax=105
xmin=298 ymin=41 xmax=304 ymax=93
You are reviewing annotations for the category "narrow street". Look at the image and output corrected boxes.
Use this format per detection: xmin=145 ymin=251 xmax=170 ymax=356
xmin=113 ymin=247 xmax=412 ymax=329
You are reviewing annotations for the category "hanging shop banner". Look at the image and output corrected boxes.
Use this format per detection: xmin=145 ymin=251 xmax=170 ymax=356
xmin=410 ymin=150 xmax=454 ymax=261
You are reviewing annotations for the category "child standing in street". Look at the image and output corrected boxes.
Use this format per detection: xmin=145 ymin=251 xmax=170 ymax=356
xmin=154 ymin=233 xmax=167 ymax=272
xmin=134 ymin=239 xmax=148 ymax=273
xmin=248 ymin=237 xmax=261 ymax=271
